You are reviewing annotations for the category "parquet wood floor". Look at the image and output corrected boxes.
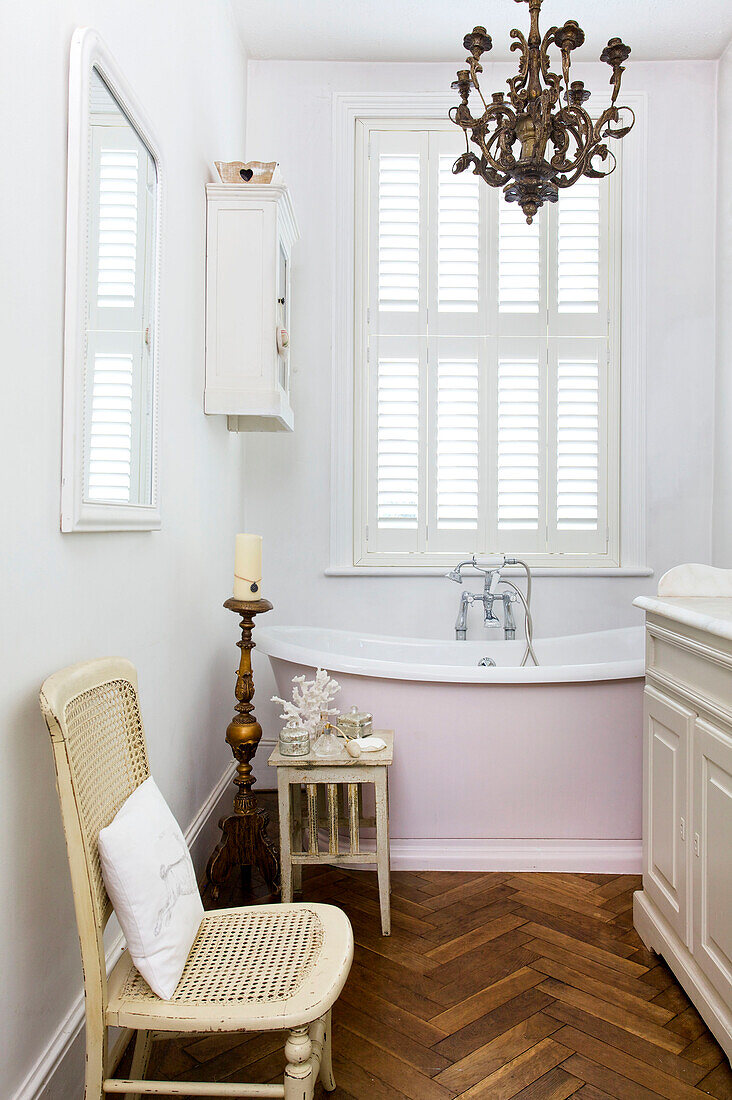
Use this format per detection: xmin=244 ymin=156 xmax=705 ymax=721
xmin=141 ymin=820 xmax=731 ymax=1099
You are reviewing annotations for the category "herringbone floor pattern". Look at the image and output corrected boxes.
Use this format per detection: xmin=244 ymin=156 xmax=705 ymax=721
xmin=143 ymin=860 xmax=732 ymax=1099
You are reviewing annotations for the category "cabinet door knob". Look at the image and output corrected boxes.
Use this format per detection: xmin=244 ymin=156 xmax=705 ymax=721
xmin=694 ymin=832 xmax=701 ymax=857
xmin=680 ymin=817 xmax=686 ymax=841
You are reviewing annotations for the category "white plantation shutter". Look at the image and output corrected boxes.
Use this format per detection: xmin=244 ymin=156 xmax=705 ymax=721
xmin=436 ymin=357 xmax=479 ymax=530
xmin=378 ymin=154 xmax=421 ymax=313
xmin=357 ymin=121 xmax=619 ymax=566
xmin=497 ymin=356 xmax=541 ymax=532
xmin=556 ymin=357 xmax=600 ymax=529
xmin=437 ymin=156 xmax=479 ymax=314
xmin=376 ymin=356 xmax=420 ymax=529
xmin=498 ymin=204 xmax=541 ymax=314
xmin=557 ymin=183 xmax=601 ymax=314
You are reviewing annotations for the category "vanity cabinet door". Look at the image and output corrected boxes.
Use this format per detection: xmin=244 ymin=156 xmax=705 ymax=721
xmin=643 ymin=686 xmax=693 ymax=946
xmin=693 ymin=717 xmax=732 ymax=1005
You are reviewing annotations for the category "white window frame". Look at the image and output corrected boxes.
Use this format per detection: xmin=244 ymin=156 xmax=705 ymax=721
xmin=328 ymin=92 xmax=650 ymax=577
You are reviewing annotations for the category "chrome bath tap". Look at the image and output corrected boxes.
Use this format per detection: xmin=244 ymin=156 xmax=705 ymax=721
xmin=445 ymin=555 xmax=539 ymax=669
xmin=447 ymin=556 xmax=518 ymax=641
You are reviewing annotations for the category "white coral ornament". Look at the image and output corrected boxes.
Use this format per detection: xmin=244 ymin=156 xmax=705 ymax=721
xmin=272 ymin=668 xmax=341 ymax=736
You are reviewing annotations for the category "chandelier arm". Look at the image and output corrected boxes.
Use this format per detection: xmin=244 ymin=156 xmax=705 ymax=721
xmin=549 ymin=107 xmax=594 ymax=173
xmin=456 ymin=148 xmax=511 ymax=188
xmin=594 ymin=104 xmax=635 ymax=142
xmin=554 ymin=156 xmax=598 ymax=189
xmin=453 ymin=99 xmax=516 ymax=135
xmin=558 ymin=105 xmax=594 ymax=152
xmin=486 ymin=123 xmax=518 ymax=171
xmin=472 ymin=122 xmax=518 ymax=178
xmin=583 ymin=144 xmax=618 ymax=179
xmin=539 ymin=26 xmax=564 ymax=106
xmin=473 ymin=157 xmax=513 ymax=188
xmin=554 ymin=140 xmax=618 ymax=189
xmin=466 ymin=54 xmax=492 ymax=112
xmin=507 ymin=30 xmax=529 ymax=109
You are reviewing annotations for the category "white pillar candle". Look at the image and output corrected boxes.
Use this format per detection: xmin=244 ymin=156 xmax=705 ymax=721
xmin=233 ymin=534 xmax=262 ymax=599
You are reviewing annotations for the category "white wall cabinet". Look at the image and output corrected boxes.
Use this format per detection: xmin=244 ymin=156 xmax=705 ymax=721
xmin=633 ymin=598 xmax=732 ymax=1060
xmin=205 ymin=183 xmax=299 ymax=431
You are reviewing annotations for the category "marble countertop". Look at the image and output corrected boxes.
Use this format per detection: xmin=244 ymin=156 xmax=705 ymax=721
xmin=633 ymin=596 xmax=732 ymax=642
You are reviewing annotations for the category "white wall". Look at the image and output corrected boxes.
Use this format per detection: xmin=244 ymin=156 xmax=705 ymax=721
xmin=714 ymin=40 xmax=732 ymax=564
xmin=244 ymin=60 xmax=718 ymax=746
xmin=1 ymin=2 xmax=248 ymax=1095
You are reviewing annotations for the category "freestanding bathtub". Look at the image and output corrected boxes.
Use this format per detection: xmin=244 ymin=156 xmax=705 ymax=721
xmin=257 ymin=625 xmax=645 ymax=872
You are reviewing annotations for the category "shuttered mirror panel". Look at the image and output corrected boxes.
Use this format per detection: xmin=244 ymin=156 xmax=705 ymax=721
xmin=85 ymin=80 xmax=156 ymax=507
xmin=357 ymin=121 xmax=619 ymax=566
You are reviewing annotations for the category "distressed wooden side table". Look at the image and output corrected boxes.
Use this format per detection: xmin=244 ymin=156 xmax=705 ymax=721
xmin=268 ymin=732 xmax=393 ymax=935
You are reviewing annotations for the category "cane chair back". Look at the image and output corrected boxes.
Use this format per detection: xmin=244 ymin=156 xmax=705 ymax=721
xmin=39 ymin=658 xmax=150 ymax=987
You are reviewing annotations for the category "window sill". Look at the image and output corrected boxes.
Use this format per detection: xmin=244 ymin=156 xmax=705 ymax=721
xmin=325 ymin=566 xmax=654 ymax=578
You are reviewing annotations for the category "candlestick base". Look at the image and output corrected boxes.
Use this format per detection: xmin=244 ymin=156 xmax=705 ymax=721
xmin=206 ymin=806 xmax=279 ymax=900
xmin=204 ymin=595 xmax=279 ymax=900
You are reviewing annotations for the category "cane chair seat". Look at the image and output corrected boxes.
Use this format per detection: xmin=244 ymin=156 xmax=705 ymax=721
xmin=107 ymin=902 xmax=353 ymax=1031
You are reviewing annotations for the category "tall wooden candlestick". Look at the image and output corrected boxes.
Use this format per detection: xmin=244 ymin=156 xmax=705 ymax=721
xmin=205 ymin=597 xmax=279 ymax=899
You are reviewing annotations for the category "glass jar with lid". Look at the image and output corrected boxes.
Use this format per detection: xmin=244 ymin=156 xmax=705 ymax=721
xmin=339 ymin=705 xmax=373 ymax=740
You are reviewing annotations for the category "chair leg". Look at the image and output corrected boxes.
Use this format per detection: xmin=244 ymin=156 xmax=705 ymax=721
xmin=85 ymin=1015 xmax=106 ymax=1100
xmin=319 ymin=1010 xmax=336 ymax=1092
xmin=125 ymin=1030 xmax=153 ymax=1100
xmin=284 ymin=1025 xmax=315 ymax=1100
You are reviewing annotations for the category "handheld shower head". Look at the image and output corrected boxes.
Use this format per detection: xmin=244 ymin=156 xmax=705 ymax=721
xmin=445 ymin=557 xmax=479 ymax=584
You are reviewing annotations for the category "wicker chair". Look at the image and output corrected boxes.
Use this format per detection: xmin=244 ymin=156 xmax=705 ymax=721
xmin=39 ymin=657 xmax=353 ymax=1099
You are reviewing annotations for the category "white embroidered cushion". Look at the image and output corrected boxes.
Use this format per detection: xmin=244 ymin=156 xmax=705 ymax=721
xmin=98 ymin=775 xmax=204 ymax=999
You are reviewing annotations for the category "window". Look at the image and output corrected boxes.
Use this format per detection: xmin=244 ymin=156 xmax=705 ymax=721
xmin=354 ymin=122 xmax=621 ymax=568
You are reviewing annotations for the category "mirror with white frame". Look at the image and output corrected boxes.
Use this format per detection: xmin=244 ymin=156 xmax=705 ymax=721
xmin=61 ymin=29 xmax=162 ymax=531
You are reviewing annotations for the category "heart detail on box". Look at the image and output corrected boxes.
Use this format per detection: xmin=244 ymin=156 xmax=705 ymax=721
xmin=239 ymin=167 xmax=254 ymax=182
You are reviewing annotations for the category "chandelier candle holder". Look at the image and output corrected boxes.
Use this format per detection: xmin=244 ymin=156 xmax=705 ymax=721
xmin=206 ymin=538 xmax=279 ymax=899
xmin=450 ymin=0 xmax=633 ymax=222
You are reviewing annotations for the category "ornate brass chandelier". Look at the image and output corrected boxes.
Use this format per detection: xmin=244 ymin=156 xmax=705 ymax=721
xmin=450 ymin=0 xmax=634 ymax=223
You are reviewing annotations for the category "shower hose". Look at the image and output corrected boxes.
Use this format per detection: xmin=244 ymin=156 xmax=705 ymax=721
xmin=502 ymin=558 xmax=539 ymax=667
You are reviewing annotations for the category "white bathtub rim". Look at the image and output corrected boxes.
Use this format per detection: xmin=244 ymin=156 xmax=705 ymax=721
xmin=256 ymin=625 xmax=645 ymax=684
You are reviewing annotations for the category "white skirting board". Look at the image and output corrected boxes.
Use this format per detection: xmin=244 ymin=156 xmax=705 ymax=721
xmin=317 ymin=834 xmax=642 ymax=873
xmin=634 ymin=890 xmax=732 ymax=1060
xmin=387 ymin=838 xmax=642 ymax=872
xmin=16 ymin=764 xmax=236 ymax=1100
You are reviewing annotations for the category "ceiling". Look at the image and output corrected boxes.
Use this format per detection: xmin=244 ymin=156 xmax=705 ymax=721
xmin=231 ymin=0 xmax=732 ymax=63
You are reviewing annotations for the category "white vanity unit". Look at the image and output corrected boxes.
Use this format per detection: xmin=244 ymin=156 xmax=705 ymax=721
xmin=633 ymin=595 xmax=732 ymax=1058
xmin=204 ymin=182 xmax=299 ymax=431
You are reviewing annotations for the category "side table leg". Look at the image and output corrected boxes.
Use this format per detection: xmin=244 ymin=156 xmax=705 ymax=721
xmin=375 ymin=771 xmax=391 ymax=936
xmin=278 ymin=774 xmax=293 ymax=904
xmin=292 ymin=782 xmax=303 ymax=896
